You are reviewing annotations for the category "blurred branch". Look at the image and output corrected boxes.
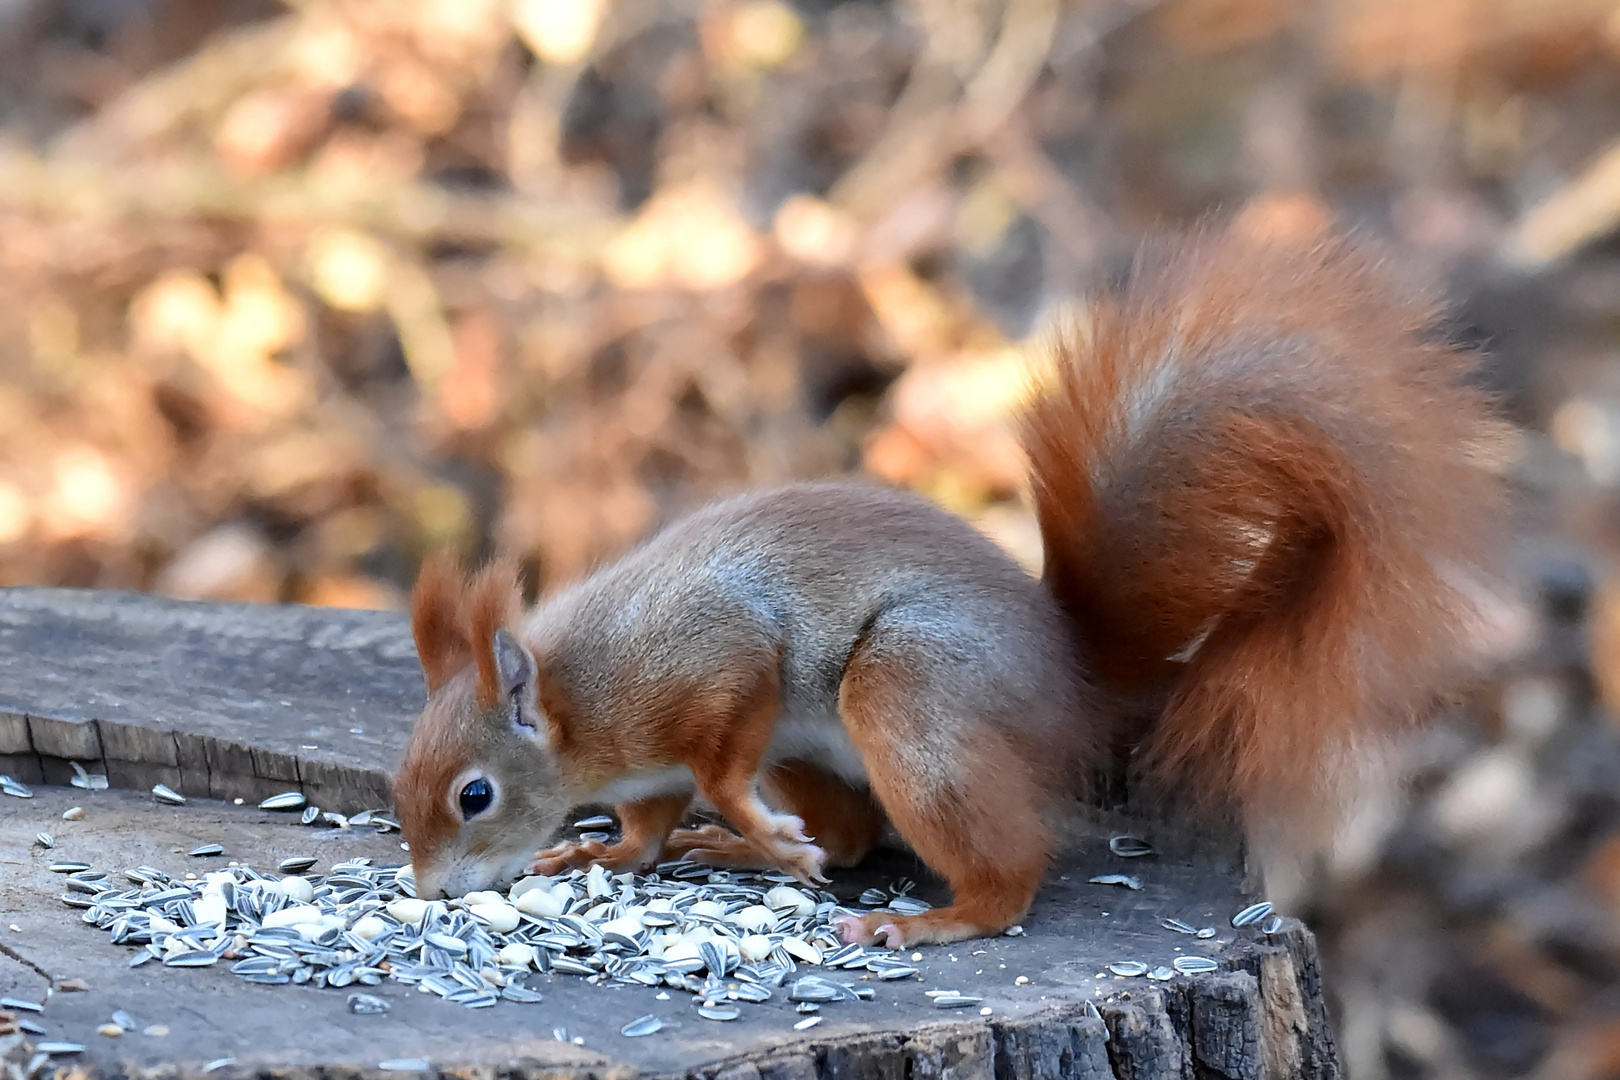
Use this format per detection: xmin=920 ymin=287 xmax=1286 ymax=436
xmin=52 ymin=17 xmax=307 ymax=160
xmin=0 ymin=145 xmax=618 ymax=256
xmin=831 ymin=0 xmax=1138 ymax=266
xmin=982 ymin=114 xmax=1112 ymax=267
xmin=1511 ymin=140 xmax=1620 ymax=267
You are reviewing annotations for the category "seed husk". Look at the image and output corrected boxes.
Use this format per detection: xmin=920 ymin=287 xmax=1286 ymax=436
xmin=574 ymin=815 xmax=614 ymax=829
xmin=1089 ymin=874 xmax=1143 ymax=890
xmin=620 ymin=1014 xmax=663 ymax=1037
xmin=698 ymin=1004 xmax=741 ymax=1021
xmin=1173 ymin=956 xmax=1219 ymax=974
xmin=1108 ymin=961 xmax=1148 ymax=977
xmin=1231 ymin=902 xmax=1274 ymax=928
xmin=1 ymin=997 xmax=43 ymax=1012
xmin=788 ymin=977 xmax=842 ymax=1003
xmin=189 ymin=844 xmax=224 ymax=857
xmin=164 ymin=950 xmax=220 ymax=967
xmin=348 ymin=993 xmax=390 ymax=1015
xmin=70 ymin=762 xmax=108 ymax=790
xmin=277 ymin=856 xmax=318 ymax=874
xmin=36 ymin=1043 xmax=86 ymax=1055
xmin=260 ymin=791 xmax=307 ymax=811
xmin=152 ymin=784 xmax=186 ymax=805
xmin=930 ymin=992 xmax=982 ymax=1008
xmin=1108 ymin=836 xmax=1155 ymax=858
xmin=886 ymin=896 xmax=932 ymax=916
xmin=377 ymin=1060 xmax=428 ymax=1072
xmin=870 ymin=963 xmax=919 ymax=981
xmin=794 ymin=1015 xmax=822 ymax=1030
xmin=35 ymin=832 xmax=54 ymax=848
xmin=300 ymin=805 xmax=320 ymax=825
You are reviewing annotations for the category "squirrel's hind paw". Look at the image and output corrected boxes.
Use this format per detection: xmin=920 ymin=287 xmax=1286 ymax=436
xmin=835 ymin=909 xmax=1011 ymax=948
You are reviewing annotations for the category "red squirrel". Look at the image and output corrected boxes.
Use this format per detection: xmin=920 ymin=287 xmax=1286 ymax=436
xmin=392 ymin=227 xmax=1505 ymax=948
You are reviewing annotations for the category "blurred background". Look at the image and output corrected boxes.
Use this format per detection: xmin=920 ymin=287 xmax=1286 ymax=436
xmin=0 ymin=0 xmax=1618 ymax=1075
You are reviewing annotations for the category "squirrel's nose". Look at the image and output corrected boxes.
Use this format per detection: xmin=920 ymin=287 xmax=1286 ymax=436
xmin=411 ymin=866 xmax=446 ymax=900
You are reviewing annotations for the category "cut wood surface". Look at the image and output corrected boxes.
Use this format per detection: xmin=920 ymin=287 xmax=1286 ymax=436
xmin=0 ymin=587 xmax=419 ymax=809
xmin=0 ymin=588 xmax=1343 ymax=1078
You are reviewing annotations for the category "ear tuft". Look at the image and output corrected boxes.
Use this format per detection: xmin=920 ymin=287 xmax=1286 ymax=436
xmin=468 ymin=558 xmax=525 ymax=709
xmin=410 ymin=551 xmax=471 ymax=696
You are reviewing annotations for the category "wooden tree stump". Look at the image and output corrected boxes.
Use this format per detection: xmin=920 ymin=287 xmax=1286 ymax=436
xmin=0 ymin=588 xmax=1341 ymax=1079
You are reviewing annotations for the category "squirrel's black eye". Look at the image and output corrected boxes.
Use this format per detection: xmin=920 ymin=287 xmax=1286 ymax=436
xmin=458 ymin=777 xmax=493 ymax=819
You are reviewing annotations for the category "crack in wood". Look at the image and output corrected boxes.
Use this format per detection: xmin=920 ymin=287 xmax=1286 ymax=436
xmin=0 ymin=940 xmax=54 ymax=986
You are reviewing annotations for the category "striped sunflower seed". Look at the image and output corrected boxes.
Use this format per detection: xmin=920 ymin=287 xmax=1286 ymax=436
xmin=1173 ymin=956 xmax=1219 ymax=975
xmin=1231 ymin=902 xmax=1274 ymax=928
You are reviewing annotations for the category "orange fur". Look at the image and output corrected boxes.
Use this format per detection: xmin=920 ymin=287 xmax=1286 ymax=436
xmin=835 ymin=641 xmax=1052 ymax=947
xmin=409 ymin=552 xmax=471 ymax=696
xmin=1022 ymin=228 xmax=1504 ymax=829
xmin=465 ymin=558 xmax=523 ymax=709
xmin=391 ymin=669 xmax=474 ymax=872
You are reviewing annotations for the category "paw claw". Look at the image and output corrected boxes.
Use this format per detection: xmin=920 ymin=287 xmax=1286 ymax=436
xmin=875 ymin=923 xmax=904 ymax=949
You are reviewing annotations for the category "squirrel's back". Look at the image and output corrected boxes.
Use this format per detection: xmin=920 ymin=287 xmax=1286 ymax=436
xmin=526 ymin=481 xmax=1097 ymax=788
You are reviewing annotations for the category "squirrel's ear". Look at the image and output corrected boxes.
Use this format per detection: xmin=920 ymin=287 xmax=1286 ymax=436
xmin=411 ymin=551 xmax=470 ymax=696
xmin=493 ymin=628 xmax=536 ymax=701
xmin=466 ymin=558 xmax=525 ymax=708
xmin=493 ymin=629 xmax=548 ymax=742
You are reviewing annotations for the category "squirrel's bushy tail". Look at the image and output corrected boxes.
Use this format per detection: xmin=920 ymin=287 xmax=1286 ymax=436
xmin=1022 ymin=228 xmax=1507 ymax=833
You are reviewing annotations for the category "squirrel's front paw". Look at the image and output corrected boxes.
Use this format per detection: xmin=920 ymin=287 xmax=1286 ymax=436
xmin=664 ymin=823 xmax=829 ymax=887
xmin=528 ymin=838 xmax=611 ymax=876
xmin=774 ymin=840 xmax=830 ymax=888
xmin=529 ymin=838 xmax=656 ymax=876
xmin=663 ymin=824 xmax=749 ymax=860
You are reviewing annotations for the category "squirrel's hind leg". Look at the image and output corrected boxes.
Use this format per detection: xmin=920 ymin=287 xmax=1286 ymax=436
xmin=833 ymin=623 xmax=1052 ymax=948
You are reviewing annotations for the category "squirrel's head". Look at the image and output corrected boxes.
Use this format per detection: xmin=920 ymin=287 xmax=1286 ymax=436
xmin=393 ymin=555 xmax=570 ymax=899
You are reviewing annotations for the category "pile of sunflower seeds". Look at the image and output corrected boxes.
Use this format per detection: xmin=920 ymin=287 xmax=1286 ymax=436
xmin=59 ymin=857 xmax=922 ymax=1017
